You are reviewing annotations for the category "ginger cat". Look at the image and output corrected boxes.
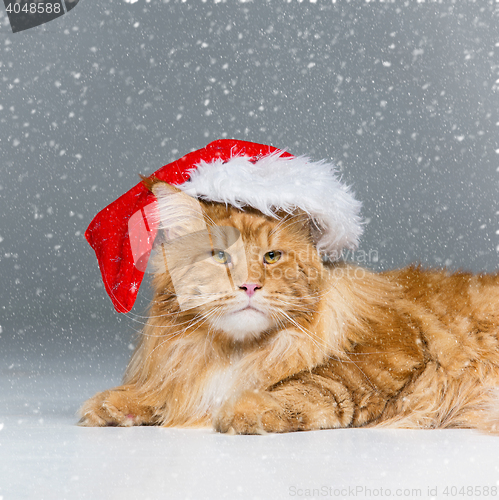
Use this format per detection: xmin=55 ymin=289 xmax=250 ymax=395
xmin=79 ymin=180 xmax=499 ymax=434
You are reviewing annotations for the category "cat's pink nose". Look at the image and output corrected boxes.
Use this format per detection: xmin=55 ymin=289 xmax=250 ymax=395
xmin=239 ymin=283 xmax=261 ymax=297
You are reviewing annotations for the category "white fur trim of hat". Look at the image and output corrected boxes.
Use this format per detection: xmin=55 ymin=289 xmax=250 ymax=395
xmin=177 ymin=150 xmax=363 ymax=260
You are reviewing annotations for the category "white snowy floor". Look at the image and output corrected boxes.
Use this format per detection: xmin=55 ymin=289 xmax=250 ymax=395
xmin=2 ymin=322 xmax=499 ymax=500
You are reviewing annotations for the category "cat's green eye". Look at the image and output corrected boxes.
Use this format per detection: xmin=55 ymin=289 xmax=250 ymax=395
xmin=212 ymin=250 xmax=231 ymax=265
xmin=263 ymin=251 xmax=282 ymax=265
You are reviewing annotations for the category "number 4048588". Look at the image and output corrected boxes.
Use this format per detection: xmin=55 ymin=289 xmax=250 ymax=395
xmin=443 ymin=486 xmax=498 ymax=497
xmin=6 ymin=2 xmax=62 ymax=14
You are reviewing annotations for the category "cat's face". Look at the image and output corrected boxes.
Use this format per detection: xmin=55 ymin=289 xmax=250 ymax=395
xmin=150 ymin=183 xmax=323 ymax=342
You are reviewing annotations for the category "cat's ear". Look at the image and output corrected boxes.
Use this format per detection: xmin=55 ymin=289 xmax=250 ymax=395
xmin=144 ymin=178 xmax=207 ymax=240
xmin=280 ymin=208 xmax=314 ymax=238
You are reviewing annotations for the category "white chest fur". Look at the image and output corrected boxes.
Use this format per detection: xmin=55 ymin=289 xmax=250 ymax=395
xmin=196 ymin=363 xmax=240 ymax=416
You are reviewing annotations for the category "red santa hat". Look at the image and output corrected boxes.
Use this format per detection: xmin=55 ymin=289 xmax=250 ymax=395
xmin=85 ymin=139 xmax=363 ymax=313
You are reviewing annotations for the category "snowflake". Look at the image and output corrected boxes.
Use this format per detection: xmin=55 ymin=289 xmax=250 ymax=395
xmin=130 ymin=282 xmax=139 ymax=293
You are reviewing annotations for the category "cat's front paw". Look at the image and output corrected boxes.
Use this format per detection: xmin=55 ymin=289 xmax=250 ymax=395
xmin=78 ymin=387 xmax=156 ymax=427
xmin=213 ymin=390 xmax=287 ymax=435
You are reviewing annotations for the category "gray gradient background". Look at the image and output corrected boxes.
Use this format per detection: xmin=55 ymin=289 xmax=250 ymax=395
xmin=1 ymin=0 xmax=498 ymax=337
